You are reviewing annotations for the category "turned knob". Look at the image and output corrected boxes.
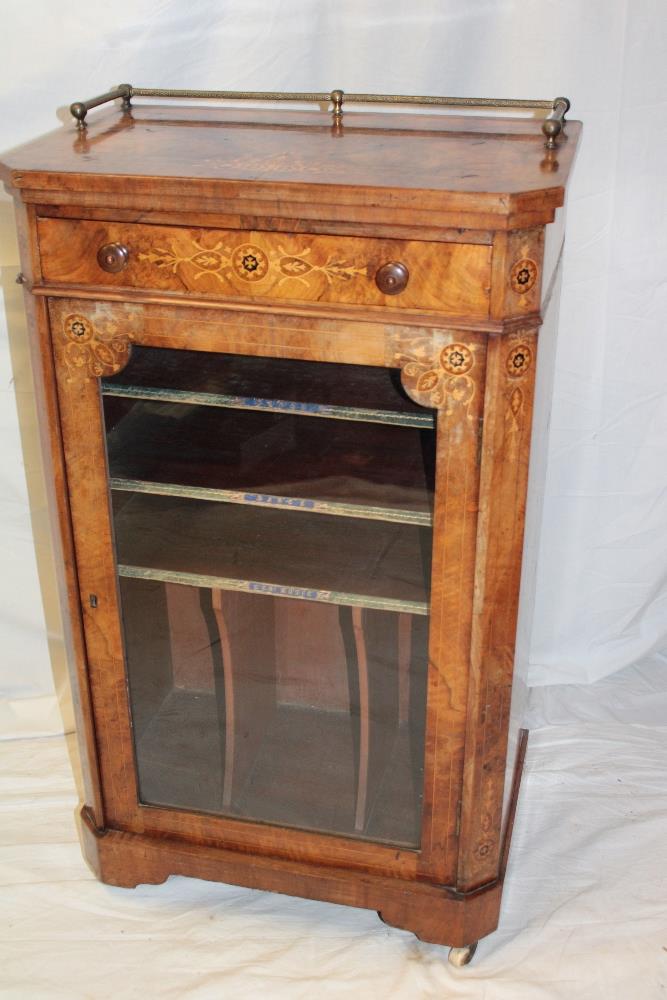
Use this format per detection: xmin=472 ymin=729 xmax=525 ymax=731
xmin=375 ymin=261 xmax=409 ymax=295
xmin=97 ymin=242 xmax=130 ymax=273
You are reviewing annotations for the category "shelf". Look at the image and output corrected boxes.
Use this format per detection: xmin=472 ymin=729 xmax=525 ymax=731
xmin=234 ymin=704 xmax=421 ymax=845
xmin=103 ymin=381 xmax=433 ymax=429
xmin=135 ymin=688 xmax=223 ymax=814
xmin=102 ymin=347 xmax=432 ymax=428
xmin=106 ymin=399 xmax=435 ymax=523
xmin=110 ymin=477 xmax=432 ymax=527
xmin=118 ymin=565 xmax=427 ymax=616
xmin=135 ymin=692 xmax=422 ymax=847
xmin=113 ymin=492 xmax=430 ymax=615
xmin=361 ymin=723 xmax=421 ymax=847
xmin=231 ymin=704 xmax=357 ymax=834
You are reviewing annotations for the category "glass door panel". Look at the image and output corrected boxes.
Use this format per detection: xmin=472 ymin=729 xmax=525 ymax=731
xmin=103 ymin=348 xmax=434 ymax=848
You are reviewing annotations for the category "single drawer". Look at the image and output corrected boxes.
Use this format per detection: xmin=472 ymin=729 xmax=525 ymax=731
xmin=38 ymin=218 xmax=491 ymax=317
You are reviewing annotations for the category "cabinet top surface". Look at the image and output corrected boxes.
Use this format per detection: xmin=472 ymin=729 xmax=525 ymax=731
xmin=0 ymin=105 xmax=580 ymax=219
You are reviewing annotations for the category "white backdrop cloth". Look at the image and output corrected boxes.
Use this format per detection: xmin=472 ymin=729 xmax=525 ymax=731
xmin=2 ymin=659 xmax=665 ymax=999
xmin=1 ymin=0 xmax=666 ymax=736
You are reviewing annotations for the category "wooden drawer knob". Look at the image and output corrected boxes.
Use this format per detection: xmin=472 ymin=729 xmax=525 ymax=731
xmin=375 ymin=261 xmax=409 ymax=295
xmin=97 ymin=242 xmax=130 ymax=273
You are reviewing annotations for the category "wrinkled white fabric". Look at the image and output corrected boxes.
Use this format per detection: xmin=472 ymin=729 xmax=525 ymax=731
xmin=1 ymin=661 xmax=665 ymax=998
xmin=1 ymin=0 xmax=666 ymax=737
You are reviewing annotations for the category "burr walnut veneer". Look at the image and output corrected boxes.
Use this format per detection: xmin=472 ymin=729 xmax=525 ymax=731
xmin=1 ymin=101 xmax=580 ymax=964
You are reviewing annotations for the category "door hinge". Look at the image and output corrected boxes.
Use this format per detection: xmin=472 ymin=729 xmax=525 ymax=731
xmin=89 ymin=594 xmax=98 ymax=608
xmin=455 ymin=799 xmax=462 ymax=837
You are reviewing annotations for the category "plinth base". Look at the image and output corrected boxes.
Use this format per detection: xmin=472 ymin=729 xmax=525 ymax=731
xmin=78 ymin=731 xmax=528 ymax=953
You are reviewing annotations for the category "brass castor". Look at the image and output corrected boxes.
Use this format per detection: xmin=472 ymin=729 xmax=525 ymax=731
xmin=448 ymin=942 xmax=478 ymax=967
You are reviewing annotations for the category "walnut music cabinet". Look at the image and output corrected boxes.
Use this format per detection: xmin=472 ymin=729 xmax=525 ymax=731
xmin=0 ymin=86 xmax=579 ymax=966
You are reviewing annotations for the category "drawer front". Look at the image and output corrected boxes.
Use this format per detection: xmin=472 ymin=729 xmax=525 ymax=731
xmin=38 ymin=218 xmax=491 ymax=317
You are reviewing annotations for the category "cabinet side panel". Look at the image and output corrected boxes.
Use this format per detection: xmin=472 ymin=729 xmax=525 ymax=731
xmin=503 ymin=240 xmax=564 ymax=829
xmin=457 ymin=327 xmax=538 ymax=890
xmin=10 ymin=199 xmax=105 ymax=824
xmin=541 ymin=208 xmax=565 ymax=307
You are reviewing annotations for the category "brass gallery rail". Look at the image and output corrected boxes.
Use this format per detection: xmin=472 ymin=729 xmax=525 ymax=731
xmin=68 ymin=85 xmax=570 ymax=147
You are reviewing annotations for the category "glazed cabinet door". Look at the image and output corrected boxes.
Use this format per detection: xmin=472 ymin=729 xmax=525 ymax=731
xmin=50 ymin=297 xmax=483 ymax=884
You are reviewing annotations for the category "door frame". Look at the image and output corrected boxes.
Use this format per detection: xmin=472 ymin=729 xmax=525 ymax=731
xmin=48 ymin=294 xmax=484 ymax=885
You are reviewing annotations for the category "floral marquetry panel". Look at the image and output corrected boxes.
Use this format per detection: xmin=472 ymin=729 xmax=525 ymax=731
xmin=59 ymin=312 xmax=133 ymax=382
xmin=491 ymin=228 xmax=545 ymax=319
xmin=48 ymin=299 xmax=143 ymax=383
xmin=390 ymin=330 xmax=485 ymax=417
xmin=37 ymin=217 xmax=493 ymax=317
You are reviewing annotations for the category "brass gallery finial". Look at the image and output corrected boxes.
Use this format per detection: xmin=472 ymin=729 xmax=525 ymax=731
xmin=330 ymin=89 xmax=344 ymax=120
